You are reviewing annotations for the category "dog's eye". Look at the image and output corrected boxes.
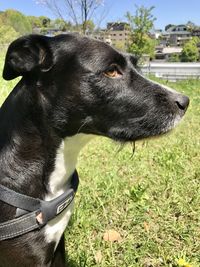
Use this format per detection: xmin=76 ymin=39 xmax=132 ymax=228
xmin=104 ymin=65 xmax=122 ymax=78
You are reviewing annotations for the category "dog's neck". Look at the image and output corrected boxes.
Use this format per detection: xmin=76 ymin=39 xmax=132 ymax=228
xmin=46 ymin=134 xmax=92 ymax=201
xmin=0 ymin=83 xmax=91 ymax=201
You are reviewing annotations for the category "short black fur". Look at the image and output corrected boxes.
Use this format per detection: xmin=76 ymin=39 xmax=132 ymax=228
xmin=0 ymin=34 xmax=189 ymax=266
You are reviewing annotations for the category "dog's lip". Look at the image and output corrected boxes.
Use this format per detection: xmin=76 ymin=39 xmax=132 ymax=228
xmin=105 ymin=116 xmax=183 ymax=142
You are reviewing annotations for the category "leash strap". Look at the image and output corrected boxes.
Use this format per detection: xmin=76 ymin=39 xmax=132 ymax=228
xmin=0 ymin=170 xmax=79 ymax=241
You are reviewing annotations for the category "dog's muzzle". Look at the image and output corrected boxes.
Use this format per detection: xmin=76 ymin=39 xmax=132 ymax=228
xmin=0 ymin=170 xmax=79 ymax=241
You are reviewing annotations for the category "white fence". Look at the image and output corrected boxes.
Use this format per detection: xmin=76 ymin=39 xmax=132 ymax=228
xmin=141 ymin=62 xmax=200 ymax=81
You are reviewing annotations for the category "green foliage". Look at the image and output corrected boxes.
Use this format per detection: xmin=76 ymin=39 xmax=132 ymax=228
xmin=180 ymin=37 xmax=200 ymax=62
xmin=130 ymin=184 xmax=148 ymax=202
xmin=82 ymin=20 xmax=95 ymax=33
xmin=186 ymin=21 xmax=198 ymax=31
xmin=168 ymin=53 xmax=180 ymax=62
xmin=0 ymin=25 xmax=19 ymax=44
xmin=53 ymin=18 xmax=68 ymax=31
xmin=39 ymin=16 xmax=51 ymax=28
xmin=0 ymin=8 xmax=95 ymax=36
xmin=126 ymin=5 xmax=156 ymax=58
xmin=0 ymin=9 xmax=32 ymax=35
xmin=113 ymin=40 xmax=127 ymax=52
xmin=128 ymin=34 xmax=156 ymax=59
xmin=27 ymin=16 xmax=43 ymax=29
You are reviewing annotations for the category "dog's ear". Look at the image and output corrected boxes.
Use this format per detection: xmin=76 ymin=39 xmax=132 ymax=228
xmin=3 ymin=35 xmax=53 ymax=80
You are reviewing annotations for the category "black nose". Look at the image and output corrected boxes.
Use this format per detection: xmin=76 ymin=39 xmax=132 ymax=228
xmin=175 ymin=94 xmax=190 ymax=111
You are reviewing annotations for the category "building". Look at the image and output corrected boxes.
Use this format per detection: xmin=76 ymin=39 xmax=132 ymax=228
xmin=150 ymin=29 xmax=163 ymax=40
xmin=155 ymin=46 xmax=182 ymax=60
xmin=92 ymin=30 xmax=112 ymax=45
xmin=106 ymin=22 xmax=130 ymax=49
xmin=93 ymin=22 xmax=131 ymax=50
xmin=192 ymin=29 xmax=200 ymax=38
xmin=162 ymin=24 xmax=192 ymax=46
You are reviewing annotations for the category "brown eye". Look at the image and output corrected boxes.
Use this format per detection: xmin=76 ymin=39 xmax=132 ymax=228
xmin=103 ymin=65 xmax=122 ymax=78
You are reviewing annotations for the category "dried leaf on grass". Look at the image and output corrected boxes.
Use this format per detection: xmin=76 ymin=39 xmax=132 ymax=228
xmin=143 ymin=221 xmax=150 ymax=232
xmin=94 ymin=250 xmax=103 ymax=263
xmin=103 ymin=229 xmax=122 ymax=242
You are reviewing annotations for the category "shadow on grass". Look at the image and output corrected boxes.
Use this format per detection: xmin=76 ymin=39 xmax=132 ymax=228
xmin=67 ymin=259 xmax=79 ymax=267
xmin=67 ymin=258 xmax=88 ymax=267
xmin=66 ymin=252 xmax=88 ymax=267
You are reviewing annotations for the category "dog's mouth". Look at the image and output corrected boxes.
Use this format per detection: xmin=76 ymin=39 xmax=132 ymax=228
xmin=80 ymin=90 xmax=189 ymax=143
xmin=105 ymin=112 xmax=186 ymax=143
xmin=162 ymin=114 xmax=183 ymax=133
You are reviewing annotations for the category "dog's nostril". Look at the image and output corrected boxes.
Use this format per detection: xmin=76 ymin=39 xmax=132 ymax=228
xmin=175 ymin=95 xmax=190 ymax=111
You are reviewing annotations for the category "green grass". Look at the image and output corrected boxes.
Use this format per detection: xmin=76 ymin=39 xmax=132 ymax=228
xmin=0 ymin=51 xmax=19 ymax=104
xmin=0 ymin=52 xmax=200 ymax=267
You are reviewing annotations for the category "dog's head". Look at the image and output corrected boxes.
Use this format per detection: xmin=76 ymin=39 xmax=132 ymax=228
xmin=3 ymin=34 xmax=189 ymax=142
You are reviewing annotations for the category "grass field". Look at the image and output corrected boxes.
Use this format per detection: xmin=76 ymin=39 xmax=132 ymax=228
xmin=0 ymin=52 xmax=200 ymax=267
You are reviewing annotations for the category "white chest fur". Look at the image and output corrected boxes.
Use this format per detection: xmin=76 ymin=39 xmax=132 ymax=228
xmin=44 ymin=134 xmax=92 ymax=248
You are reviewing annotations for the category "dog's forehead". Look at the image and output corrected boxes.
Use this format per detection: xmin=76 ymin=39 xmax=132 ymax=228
xmin=85 ymin=40 xmax=125 ymax=65
xmin=78 ymin=38 xmax=126 ymax=70
xmin=53 ymin=35 xmax=126 ymax=71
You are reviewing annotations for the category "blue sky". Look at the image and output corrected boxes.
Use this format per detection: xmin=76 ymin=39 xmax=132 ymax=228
xmin=0 ymin=0 xmax=200 ymax=30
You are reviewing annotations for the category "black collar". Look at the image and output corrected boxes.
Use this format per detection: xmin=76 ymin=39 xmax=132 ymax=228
xmin=0 ymin=170 xmax=79 ymax=241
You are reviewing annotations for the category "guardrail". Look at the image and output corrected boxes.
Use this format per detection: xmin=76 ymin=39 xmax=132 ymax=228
xmin=141 ymin=62 xmax=200 ymax=81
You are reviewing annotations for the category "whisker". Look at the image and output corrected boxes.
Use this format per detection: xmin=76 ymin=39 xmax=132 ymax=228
xmin=76 ymin=120 xmax=88 ymax=134
xmin=130 ymin=141 xmax=136 ymax=159
xmin=76 ymin=117 xmax=92 ymax=134
xmin=115 ymin=142 xmax=125 ymax=154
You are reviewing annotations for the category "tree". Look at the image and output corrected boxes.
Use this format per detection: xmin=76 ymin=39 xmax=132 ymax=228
xmin=186 ymin=21 xmax=196 ymax=31
xmin=165 ymin=24 xmax=175 ymax=31
xmin=83 ymin=19 xmax=95 ymax=33
xmin=37 ymin=0 xmax=105 ymax=34
xmin=52 ymin=18 xmax=68 ymax=31
xmin=0 ymin=9 xmax=32 ymax=35
xmin=168 ymin=54 xmax=180 ymax=62
xmin=27 ymin=16 xmax=43 ymax=29
xmin=180 ymin=37 xmax=200 ymax=62
xmin=39 ymin=16 xmax=51 ymax=28
xmin=126 ymin=5 xmax=156 ymax=59
xmin=0 ymin=24 xmax=19 ymax=44
xmin=113 ymin=40 xmax=127 ymax=52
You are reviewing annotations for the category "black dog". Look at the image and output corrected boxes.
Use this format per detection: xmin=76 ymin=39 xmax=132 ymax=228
xmin=0 ymin=34 xmax=189 ymax=266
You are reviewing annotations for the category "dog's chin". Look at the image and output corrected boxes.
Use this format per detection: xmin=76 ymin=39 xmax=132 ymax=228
xmin=108 ymin=130 xmax=169 ymax=143
xmin=107 ymin=115 xmax=184 ymax=143
xmin=158 ymin=114 xmax=184 ymax=136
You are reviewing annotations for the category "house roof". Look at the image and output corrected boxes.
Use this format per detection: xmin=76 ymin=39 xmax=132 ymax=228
xmin=163 ymin=47 xmax=182 ymax=54
xmin=163 ymin=24 xmax=190 ymax=35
